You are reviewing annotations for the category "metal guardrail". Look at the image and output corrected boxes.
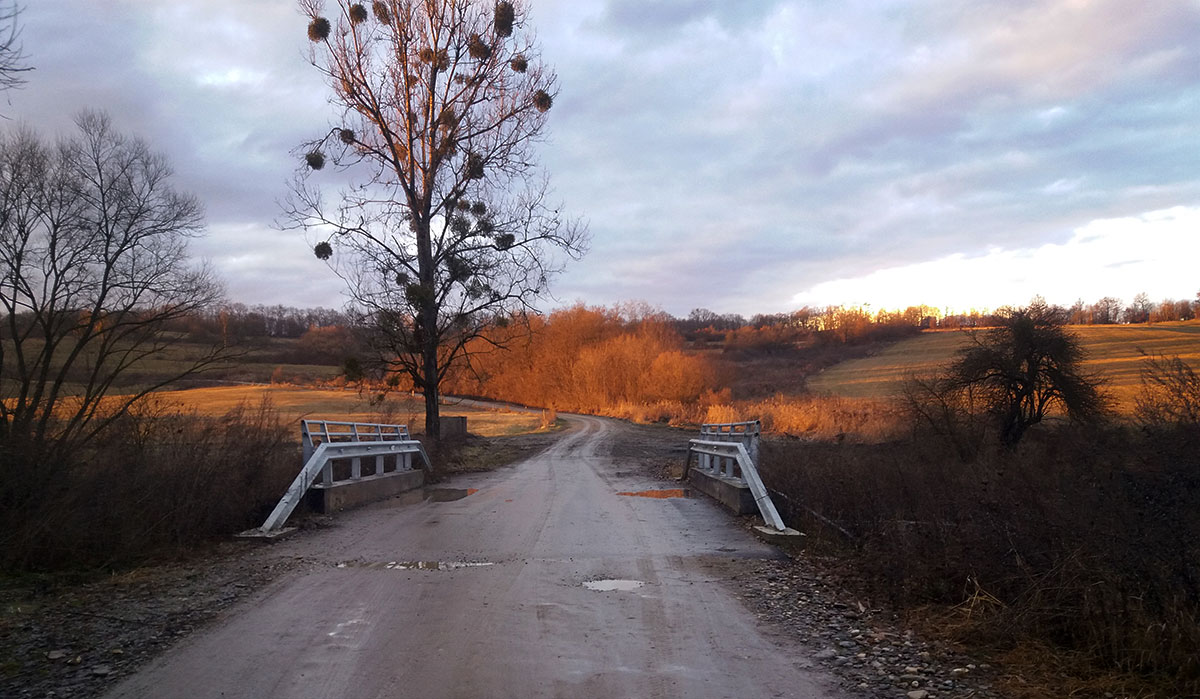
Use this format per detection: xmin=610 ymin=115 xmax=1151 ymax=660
xmin=695 ymin=420 xmax=761 ymax=477
xmin=687 ymin=420 xmax=786 ymax=531
xmin=301 ymin=419 xmax=410 ymax=463
xmin=251 ymin=421 xmax=429 ymax=535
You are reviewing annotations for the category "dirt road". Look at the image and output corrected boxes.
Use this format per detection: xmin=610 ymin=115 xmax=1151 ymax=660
xmin=103 ymin=415 xmax=844 ymax=698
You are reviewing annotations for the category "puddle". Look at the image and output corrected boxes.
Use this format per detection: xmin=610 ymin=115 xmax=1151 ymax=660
xmin=424 ymin=487 xmax=479 ymax=502
xmin=616 ymin=489 xmax=689 ymax=499
xmin=583 ymin=579 xmax=646 ymax=592
xmin=336 ymin=560 xmax=494 ymax=571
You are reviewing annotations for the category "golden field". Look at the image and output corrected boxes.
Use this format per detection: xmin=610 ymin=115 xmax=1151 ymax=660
xmin=806 ymin=321 xmax=1200 ymax=410
xmin=142 ymin=385 xmax=546 ymax=437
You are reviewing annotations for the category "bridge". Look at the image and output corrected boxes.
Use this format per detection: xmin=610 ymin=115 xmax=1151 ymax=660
xmin=105 ymin=414 xmax=841 ymax=699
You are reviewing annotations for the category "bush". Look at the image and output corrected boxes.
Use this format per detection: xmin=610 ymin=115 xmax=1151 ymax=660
xmin=758 ymin=423 xmax=1200 ymax=690
xmin=1135 ymin=353 xmax=1200 ymax=428
xmin=941 ymin=301 xmax=1110 ymax=447
xmin=0 ymin=399 xmax=299 ymax=572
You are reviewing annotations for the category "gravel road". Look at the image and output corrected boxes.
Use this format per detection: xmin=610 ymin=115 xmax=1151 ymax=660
xmin=5 ymin=414 xmax=1009 ymax=699
xmin=99 ymin=414 xmax=845 ymax=699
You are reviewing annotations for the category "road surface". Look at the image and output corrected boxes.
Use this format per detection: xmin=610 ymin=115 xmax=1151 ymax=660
xmin=105 ymin=415 xmax=844 ymax=698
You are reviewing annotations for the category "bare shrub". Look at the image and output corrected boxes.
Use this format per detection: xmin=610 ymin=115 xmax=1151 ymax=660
xmin=758 ymin=425 xmax=1200 ymax=689
xmin=0 ymin=399 xmax=298 ymax=571
xmin=901 ymin=373 xmax=986 ymax=461
xmin=1135 ymin=352 xmax=1200 ymax=428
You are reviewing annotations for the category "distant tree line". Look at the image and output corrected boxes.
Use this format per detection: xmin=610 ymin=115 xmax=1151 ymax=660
xmin=676 ymin=291 xmax=1200 ymax=349
xmin=153 ymin=289 xmax=1199 ymax=361
xmin=165 ymin=303 xmax=351 ymax=342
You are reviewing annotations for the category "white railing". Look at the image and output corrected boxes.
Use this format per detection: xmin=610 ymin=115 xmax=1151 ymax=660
xmin=688 ymin=420 xmax=786 ymax=531
xmin=696 ymin=420 xmax=761 ymax=477
xmin=250 ymin=421 xmax=428 ymax=535
xmin=301 ymin=419 xmax=410 ymax=463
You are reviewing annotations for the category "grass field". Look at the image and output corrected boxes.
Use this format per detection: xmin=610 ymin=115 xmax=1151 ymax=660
xmin=806 ymin=321 xmax=1200 ymax=411
xmin=142 ymin=385 xmax=547 ymax=437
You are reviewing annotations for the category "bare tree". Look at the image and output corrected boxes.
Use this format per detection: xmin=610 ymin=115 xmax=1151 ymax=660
xmin=946 ymin=301 xmax=1110 ymax=447
xmin=0 ymin=112 xmax=224 ymax=505
xmin=1124 ymin=292 xmax=1153 ymax=324
xmin=1090 ymin=296 xmax=1123 ymax=325
xmin=285 ymin=0 xmax=586 ymax=437
xmin=0 ymin=2 xmax=30 ymax=93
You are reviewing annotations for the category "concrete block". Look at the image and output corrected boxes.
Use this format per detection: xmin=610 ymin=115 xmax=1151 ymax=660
xmin=687 ymin=467 xmax=756 ymax=515
xmin=307 ymin=469 xmax=424 ymax=513
xmin=440 ymin=416 xmax=467 ymax=440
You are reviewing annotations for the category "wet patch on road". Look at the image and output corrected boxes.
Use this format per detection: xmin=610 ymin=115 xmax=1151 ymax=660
xmin=616 ymin=489 xmax=689 ymax=499
xmin=335 ymin=560 xmax=495 ymax=571
xmin=424 ymin=487 xmax=479 ymax=502
xmin=582 ymin=579 xmax=646 ymax=592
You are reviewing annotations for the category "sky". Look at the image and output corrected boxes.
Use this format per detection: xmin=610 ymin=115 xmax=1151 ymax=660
xmin=8 ymin=0 xmax=1200 ymax=317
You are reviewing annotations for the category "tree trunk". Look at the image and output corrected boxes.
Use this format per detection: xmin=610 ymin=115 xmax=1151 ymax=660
xmin=423 ymin=372 xmax=440 ymax=442
xmin=422 ymin=325 xmax=440 ymax=440
xmin=415 ymin=215 xmax=441 ymax=441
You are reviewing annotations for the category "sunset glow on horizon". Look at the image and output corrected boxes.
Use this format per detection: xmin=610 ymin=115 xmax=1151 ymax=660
xmin=789 ymin=205 xmax=1200 ymax=315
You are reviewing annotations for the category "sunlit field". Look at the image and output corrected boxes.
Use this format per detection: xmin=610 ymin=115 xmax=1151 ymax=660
xmin=807 ymin=321 xmax=1200 ymax=411
xmin=142 ymin=385 xmax=545 ymax=437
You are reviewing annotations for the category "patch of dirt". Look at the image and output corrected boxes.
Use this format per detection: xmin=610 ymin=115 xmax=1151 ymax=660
xmin=604 ymin=420 xmax=694 ymax=480
xmin=431 ymin=427 xmax=565 ymax=477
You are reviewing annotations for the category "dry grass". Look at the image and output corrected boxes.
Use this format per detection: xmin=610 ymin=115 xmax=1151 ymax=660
xmin=759 ymin=423 xmax=1200 ymax=695
xmin=807 ymin=321 xmax=1200 ymax=412
xmin=141 ymin=385 xmax=545 ymax=437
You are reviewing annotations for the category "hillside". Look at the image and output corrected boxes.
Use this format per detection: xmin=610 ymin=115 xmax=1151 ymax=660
xmin=806 ymin=320 xmax=1200 ymax=410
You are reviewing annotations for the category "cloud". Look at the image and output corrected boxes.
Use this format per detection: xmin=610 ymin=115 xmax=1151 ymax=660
xmin=790 ymin=206 xmax=1200 ymax=312
xmin=8 ymin=0 xmax=1200 ymax=318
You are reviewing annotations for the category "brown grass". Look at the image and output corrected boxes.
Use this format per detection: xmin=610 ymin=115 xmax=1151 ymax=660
xmin=0 ymin=399 xmax=299 ymax=572
xmin=759 ymin=423 xmax=1200 ymax=694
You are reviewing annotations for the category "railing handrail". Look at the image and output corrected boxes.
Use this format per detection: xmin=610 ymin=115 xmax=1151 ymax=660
xmin=301 ymin=419 xmax=410 ymax=463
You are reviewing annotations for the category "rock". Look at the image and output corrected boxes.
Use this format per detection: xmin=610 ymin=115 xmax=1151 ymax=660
xmin=907 ymin=691 xmax=929 ymax=699
xmin=951 ymin=667 xmax=969 ymax=676
xmin=92 ymin=665 xmax=112 ymax=676
xmin=814 ymin=648 xmax=837 ymax=660
xmin=45 ymin=650 xmax=67 ymax=661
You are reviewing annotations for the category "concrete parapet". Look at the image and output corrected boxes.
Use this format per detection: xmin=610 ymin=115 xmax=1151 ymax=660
xmin=308 ymin=469 xmax=424 ymax=513
xmin=688 ymin=467 xmax=756 ymax=515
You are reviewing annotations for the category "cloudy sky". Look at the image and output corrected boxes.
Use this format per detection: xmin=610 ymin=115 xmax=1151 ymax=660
xmin=10 ymin=0 xmax=1200 ymax=316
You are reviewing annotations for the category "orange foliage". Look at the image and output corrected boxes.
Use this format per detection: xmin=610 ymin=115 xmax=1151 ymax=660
xmin=445 ymin=305 xmax=714 ymax=413
xmin=443 ymin=304 xmax=900 ymax=440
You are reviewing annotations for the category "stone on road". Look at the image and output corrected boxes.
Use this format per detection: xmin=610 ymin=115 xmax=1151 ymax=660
xmin=104 ymin=415 xmax=845 ymax=698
